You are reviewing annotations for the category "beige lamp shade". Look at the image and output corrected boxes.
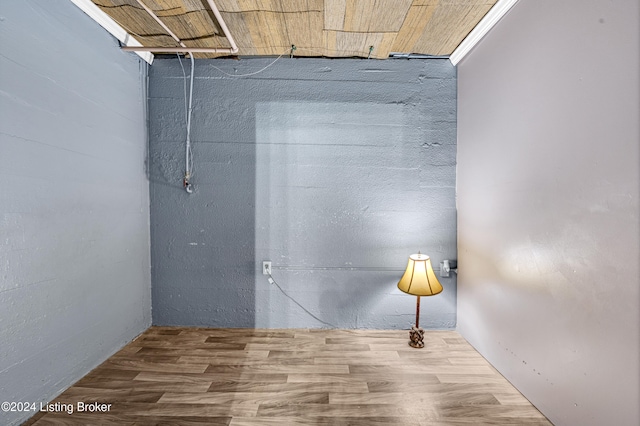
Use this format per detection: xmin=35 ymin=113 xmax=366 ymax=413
xmin=397 ymin=254 xmax=443 ymax=296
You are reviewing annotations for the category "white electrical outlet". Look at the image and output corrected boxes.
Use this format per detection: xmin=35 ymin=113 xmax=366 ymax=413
xmin=262 ymin=261 xmax=272 ymax=275
xmin=440 ymin=260 xmax=450 ymax=277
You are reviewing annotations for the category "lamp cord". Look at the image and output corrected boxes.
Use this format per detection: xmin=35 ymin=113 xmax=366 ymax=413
xmin=267 ymin=274 xmax=337 ymax=328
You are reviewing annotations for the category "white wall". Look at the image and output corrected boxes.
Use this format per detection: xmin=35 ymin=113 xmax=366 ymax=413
xmin=457 ymin=1 xmax=639 ymax=425
xmin=0 ymin=1 xmax=151 ymax=425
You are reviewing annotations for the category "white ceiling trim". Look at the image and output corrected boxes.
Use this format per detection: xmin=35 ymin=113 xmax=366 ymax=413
xmin=69 ymin=0 xmax=154 ymax=64
xmin=449 ymin=0 xmax=519 ymax=66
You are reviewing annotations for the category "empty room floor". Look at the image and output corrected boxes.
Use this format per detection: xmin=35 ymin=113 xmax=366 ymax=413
xmin=24 ymin=328 xmax=551 ymax=425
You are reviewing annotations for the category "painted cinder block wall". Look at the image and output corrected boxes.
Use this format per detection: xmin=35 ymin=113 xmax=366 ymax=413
xmin=0 ymin=1 xmax=151 ymax=425
xmin=457 ymin=0 xmax=640 ymax=425
xmin=149 ymin=58 xmax=458 ymax=329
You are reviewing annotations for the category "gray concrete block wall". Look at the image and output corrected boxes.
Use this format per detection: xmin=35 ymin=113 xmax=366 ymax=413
xmin=149 ymin=57 xmax=456 ymax=329
xmin=0 ymin=1 xmax=151 ymax=425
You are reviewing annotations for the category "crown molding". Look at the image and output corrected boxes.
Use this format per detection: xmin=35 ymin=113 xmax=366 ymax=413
xmin=69 ymin=0 xmax=153 ymax=64
xmin=450 ymin=0 xmax=519 ymax=66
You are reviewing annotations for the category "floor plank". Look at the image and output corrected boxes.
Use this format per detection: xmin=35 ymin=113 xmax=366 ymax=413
xmin=24 ymin=327 xmax=552 ymax=425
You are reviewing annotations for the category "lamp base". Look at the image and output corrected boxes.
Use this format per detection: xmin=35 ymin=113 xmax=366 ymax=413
xmin=408 ymin=325 xmax=425 ymax=348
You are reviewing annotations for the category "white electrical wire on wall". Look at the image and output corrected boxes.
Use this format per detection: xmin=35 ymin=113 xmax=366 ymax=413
xmin=266 ymin=273 xmax=336 ymax=328
xmin=178 ymin=53 xmax=195 ymax=194
xmin=185 ymin=54 xmax=194 ymax=193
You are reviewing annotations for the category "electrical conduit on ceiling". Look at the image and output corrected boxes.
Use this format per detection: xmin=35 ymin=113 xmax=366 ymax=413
xmin=121 ymin=0 xmax=238 ymax=54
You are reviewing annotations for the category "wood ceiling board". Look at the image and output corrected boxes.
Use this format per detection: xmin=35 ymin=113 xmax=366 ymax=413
xmin=343 ymin=0 xmax=375 ymax=32
xmin=89 ymin=0 xmax=502 ymax=59
xmin=94 ymin=0 xmax=179 ymax=46
xmin=235 ymin=0 xmax=310 ymax=12
xmin=364 ymin=0 xmax=413 ymax=33
xmin=281 ymin=0 xmax=322 ymax=13
xmin=360 ymin=32 xmax=392 ymax=59
xmin=321 ymin=30 xmax=390 ymax=59
xmin=324 ymin=0 xmax=346 ymax=31
xmin=283 ymin=12 xmax=310 ymax=48
xmin=95 ymin=0 xmax=268 ymax=56
xmin=218 ymin=11 xmax=259 ymax=54
xmin=323 ymin=29 xmax=338 ymax=56
xmin=159 ymin=12 xmax=220 ymax=42
xmin=142 ymin=0 xmax=185 ymax=14
xmin=163 ymin=0 xmax=207 ymax=12
xmin=235 ymin=0 xmax=261 ymax=10
xmin=201 ymin=1 xmax=257 ymax=55
xmin=262 ymin=9 xmax=291 ymax=54
xmin=391 ymin=4 xmax=438 ymax=53
xmin=141 ymin=0 xmax=229 ymax=48
xmin=215 ymin=0 xmax=242 ymax=12
xmin=444 ymin=2 xmax=496 ymax=53
xmin=413 ymin=0 xmax=491 ymax=4
xmin=244 ymin=5 xmax=324 ymax=56
xmin=307 ymin=7 xmax=325 ymax=52
xmin=242 ymin=10 xmax=289 ymax=54
xmin=282 ymin=11 xmax=324 ymax=54
xmin=324 ymin=30 xmax=363 ymax=57
xmin=342 ymin=0 xmax=411 ymax=33
xmin=334 ymin=31 xmax=358 ymax=57
xmin=413 ymin=1 xmax=495 ymax=55
xmin=371 ymin=32 xmax=398 ymax=59
xmin=282 ymin=16 xmax=324 ymax=56
xmin=335 ymin=31 xmax=378 ymax=57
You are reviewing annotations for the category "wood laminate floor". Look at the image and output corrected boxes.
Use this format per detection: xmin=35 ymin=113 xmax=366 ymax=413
xmin=24 ymin=327 xmax=552 ymax=425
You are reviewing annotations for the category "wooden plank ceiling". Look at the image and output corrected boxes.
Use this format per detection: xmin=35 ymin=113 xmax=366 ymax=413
xmin=93 ymin=0 xmax=498 ymax=59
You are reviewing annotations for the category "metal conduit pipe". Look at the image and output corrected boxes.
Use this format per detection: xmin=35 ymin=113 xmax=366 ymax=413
xmin=121 ymin=0 xmax=238 ymax=55
xmin=122 ymin=46 xmax=236 ymax=53
xmin=203 ymin=0 xmax=238 ymax=53
xmin=133 ymin=0 xmax=186 ymax=48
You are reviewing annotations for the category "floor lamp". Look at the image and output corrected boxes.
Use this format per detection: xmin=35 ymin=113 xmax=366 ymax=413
xmin=397 ymin=253 xmax=443 ymax=348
